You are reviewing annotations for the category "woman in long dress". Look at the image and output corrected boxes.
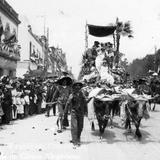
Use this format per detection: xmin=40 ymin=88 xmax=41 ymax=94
xmin=16 ymin=91 xmax=24 ymax=119
xmin=11 ymin=83 xmax=17 ymax=120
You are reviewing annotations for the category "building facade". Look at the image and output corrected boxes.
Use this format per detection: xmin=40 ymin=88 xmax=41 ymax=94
xmin=17 ymin=16 xmax=46 ymax=77
xmin=49 ymin=46 xmax=69 ymax=76
xmin=0 ymin=0 xmax=21 ymax=77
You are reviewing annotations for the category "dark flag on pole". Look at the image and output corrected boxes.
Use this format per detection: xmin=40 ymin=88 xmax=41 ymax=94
xmin=87 ymin=24 xmax=116 ymax=37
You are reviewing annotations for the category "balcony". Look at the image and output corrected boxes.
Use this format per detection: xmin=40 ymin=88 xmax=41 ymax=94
xmin=0 ymin=43 xmax=20 ymax=61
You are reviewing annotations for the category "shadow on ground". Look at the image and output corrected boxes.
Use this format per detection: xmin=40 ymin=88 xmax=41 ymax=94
xmin=82 ymin=127 xmax=158 ymax=145
xmin=82 ymin=129 xmax=121 ymax=145
xmin=122 ymin=129 xmax=158 ymax=144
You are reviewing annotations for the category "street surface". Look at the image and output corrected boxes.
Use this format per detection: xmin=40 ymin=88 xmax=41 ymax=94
xmin=0 ymin=104 xmax=160 ymax=160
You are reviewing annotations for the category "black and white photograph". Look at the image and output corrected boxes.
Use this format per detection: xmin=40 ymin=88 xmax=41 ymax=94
xmin=0 ymin=0 xmax=160 ymax=159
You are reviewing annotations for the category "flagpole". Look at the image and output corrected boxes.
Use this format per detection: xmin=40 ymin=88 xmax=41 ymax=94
xmin=85 ymin=21 xmax=88 ymax=51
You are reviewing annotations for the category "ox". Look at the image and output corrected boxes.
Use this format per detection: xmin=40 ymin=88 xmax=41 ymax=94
xmin=123 ymin=99 xmax=150 ymax=138
xmin=88 ymin=96 xmax=120 ymax=139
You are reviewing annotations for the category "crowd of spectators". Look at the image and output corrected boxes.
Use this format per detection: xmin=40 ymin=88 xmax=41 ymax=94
xmin=0 ymin=75 xmax=47 ymax=125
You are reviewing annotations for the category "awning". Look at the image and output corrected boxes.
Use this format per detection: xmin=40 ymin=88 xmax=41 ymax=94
xmin=88 ymin=24 xmax=116 ymax=37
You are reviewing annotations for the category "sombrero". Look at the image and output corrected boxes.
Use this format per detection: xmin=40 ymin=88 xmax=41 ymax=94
xmin=57 ymin=76 xmax=73 ymax=86
xmin=62 ymin=71 xmax=69 ymax=76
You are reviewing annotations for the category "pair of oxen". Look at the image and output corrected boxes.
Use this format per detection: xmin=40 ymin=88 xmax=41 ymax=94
xmin=86 ymin=87 xmax=150 ymax=139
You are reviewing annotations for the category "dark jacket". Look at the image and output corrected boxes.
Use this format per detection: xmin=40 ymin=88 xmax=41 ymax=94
xmin=65 ymin=90 xmax=87 ymax=115
xmin=52 ymin=85 xmax=71 ymax=104
xmin=46 ymin=84 xmax=57 ymax=103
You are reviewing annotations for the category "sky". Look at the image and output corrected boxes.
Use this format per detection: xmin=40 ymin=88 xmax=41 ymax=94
xmin=7 ymin=0 xmax=160 ymax=78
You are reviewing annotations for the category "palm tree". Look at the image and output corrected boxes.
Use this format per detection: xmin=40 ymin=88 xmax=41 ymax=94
xmin=115 ymin=18 xmax=133 ymax=65
xmin=0 ymin=17 xmax=3 ymax=43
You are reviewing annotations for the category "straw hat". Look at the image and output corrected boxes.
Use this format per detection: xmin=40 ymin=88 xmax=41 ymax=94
xmin=57 ymin=76 xmax=73 ymax=86
xmin=72 ymin=81 xmax=84 ymax=89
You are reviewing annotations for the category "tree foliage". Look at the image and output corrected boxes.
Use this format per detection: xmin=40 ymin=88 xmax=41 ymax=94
xmin=120 ymin=58 xmax=128 ymax=70
xmin=127 ymin=49 xmax=160 ymax=79
xmin=115 ymin=19 xmax=133 ymax=65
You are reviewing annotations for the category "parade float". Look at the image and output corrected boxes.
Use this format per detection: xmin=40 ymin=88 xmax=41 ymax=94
xmin=79 ymin=18 xmax=133 ymax=86
xmin=78 ymin=20 xmax=152 ymax=139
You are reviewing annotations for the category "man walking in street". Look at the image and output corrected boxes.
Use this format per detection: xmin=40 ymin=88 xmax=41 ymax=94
xmin=52 ymin=76 xmax=72 ymax=133
xmin=45 ymin=80 xmax=58 ymax=117
xmin=65 ymin=82 xmax=87 ymax=146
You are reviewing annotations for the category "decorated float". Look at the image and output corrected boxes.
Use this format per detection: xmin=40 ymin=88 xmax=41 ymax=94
xmin=78 ymin=20 xmax=152 ymax=139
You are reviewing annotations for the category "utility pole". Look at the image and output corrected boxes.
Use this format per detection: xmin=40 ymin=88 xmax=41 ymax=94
xmin=47 ymin=27 xmax=49 ymax=42
xmin=43 ymin=16 xmax=46 ymax=36
xmin=154 ymin=45 xmax=157 ymax=72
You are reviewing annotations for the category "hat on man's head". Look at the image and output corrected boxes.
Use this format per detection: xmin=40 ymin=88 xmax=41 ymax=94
xmin=26 ymin=81 xmax=31 ymax=85
xmin=138 ymin=78 xmax=146 ymax=84
xmin=48 ymin=79 xmax=54 ymax=83
xmin=72 ymin=81 xmax=84 ymax=89
xmin=152 ymin=72 xmax=158 ymax=76
xmin=57 ymin=76 xmax=73 ymax=86
xmin=94 ymin=41 xmax=100 ymax=47
xmin=62 ymin=71 xmax=69 ymax=76
xmin=1 ymin=75 xmax=10 ymax=84
xmin=100 ymin=43 xmax=105 ymax=47
xmin=105 ymin=42 xmax=113 ymax=48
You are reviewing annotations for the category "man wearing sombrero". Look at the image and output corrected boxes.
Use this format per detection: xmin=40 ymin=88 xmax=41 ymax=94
xmin=52 ymin=76 xmax=72 ymax=133
xmin=64 ymin=81 xmax=87 ymax=146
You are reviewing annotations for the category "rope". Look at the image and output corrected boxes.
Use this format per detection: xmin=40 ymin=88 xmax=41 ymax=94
xmin=126 ymin=104 xmax=139 ymax=126
xmin=45 ymin=101 xmax=57 ymax=105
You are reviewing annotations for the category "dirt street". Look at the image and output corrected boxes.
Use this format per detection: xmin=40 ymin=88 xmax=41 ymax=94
xmin=0 ymin=105 xmax=160 ymax=160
